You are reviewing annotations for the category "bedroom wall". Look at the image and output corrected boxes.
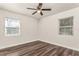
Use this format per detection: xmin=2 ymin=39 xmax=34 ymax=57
xmin=39 ymin=7 xmax=79 ymax=51
xmin=0 ymin=9 xmax=38 ymax=49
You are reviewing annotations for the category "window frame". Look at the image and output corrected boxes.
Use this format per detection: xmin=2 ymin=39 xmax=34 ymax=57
xmin=5 ymin=17 xmax=20 ymax=36
xmin=59 ymin=16 xmax=73 ymax=35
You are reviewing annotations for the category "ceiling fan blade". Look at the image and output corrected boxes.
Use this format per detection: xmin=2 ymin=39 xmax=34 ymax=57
xmin=42 ymin=9 xmax=51 ymax=11
xmin=37 ymin=3 xmax=43 ymax=9
xmin=32 ymin=11 xmax=37 ymax=15
xmin=40 ymin=12 xmax=43 ymax=16
xmin=39 ymin=3 xmax=42 ymax=6
xmin=27 ymin=8 xmax=36 ymax=10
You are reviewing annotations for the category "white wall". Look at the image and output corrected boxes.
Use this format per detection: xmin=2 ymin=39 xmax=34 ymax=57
xmin=0 ymin=9 xmax=38 ymax=49
xmin=39 ymin=7 xmax=79 ymax=51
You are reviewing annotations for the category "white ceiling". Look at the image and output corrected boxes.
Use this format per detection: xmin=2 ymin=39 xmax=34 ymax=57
xmin=0 ymin=3 xmax=79 ymax=19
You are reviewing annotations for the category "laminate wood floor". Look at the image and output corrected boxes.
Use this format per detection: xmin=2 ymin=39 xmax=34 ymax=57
xmin=0 ymin=40 xmax=79 ymax=56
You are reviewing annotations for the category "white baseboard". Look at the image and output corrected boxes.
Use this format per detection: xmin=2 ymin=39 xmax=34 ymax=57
xmin=0 ymin=40 xmax=37 ymax=50
xmin=38 ymin=39 xmax=79 ymax=52
xmin=1 ymin=39 xmax=79 ymax=52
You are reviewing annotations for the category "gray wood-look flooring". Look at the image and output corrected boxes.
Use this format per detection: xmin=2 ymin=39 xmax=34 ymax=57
xmin=0 ymin=40 xmax=79 ymax=56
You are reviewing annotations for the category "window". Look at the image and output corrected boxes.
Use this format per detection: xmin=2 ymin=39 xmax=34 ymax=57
xmin=5 ymin=17 xmax=20 ymax=36
xmin=59 ymin=16 xmax=73 ymax=35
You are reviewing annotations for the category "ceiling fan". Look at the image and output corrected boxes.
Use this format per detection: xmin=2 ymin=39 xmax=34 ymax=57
xmin=27 ymin=3 xmax=52 ymax=16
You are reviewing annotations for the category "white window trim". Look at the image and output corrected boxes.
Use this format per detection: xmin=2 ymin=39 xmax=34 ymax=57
xmin=5 ymin=17 xmax=20 ymax=36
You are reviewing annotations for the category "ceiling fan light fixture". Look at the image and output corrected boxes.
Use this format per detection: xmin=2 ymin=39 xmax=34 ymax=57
xmin=37 ymin=10 xmax=40 ymax=13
